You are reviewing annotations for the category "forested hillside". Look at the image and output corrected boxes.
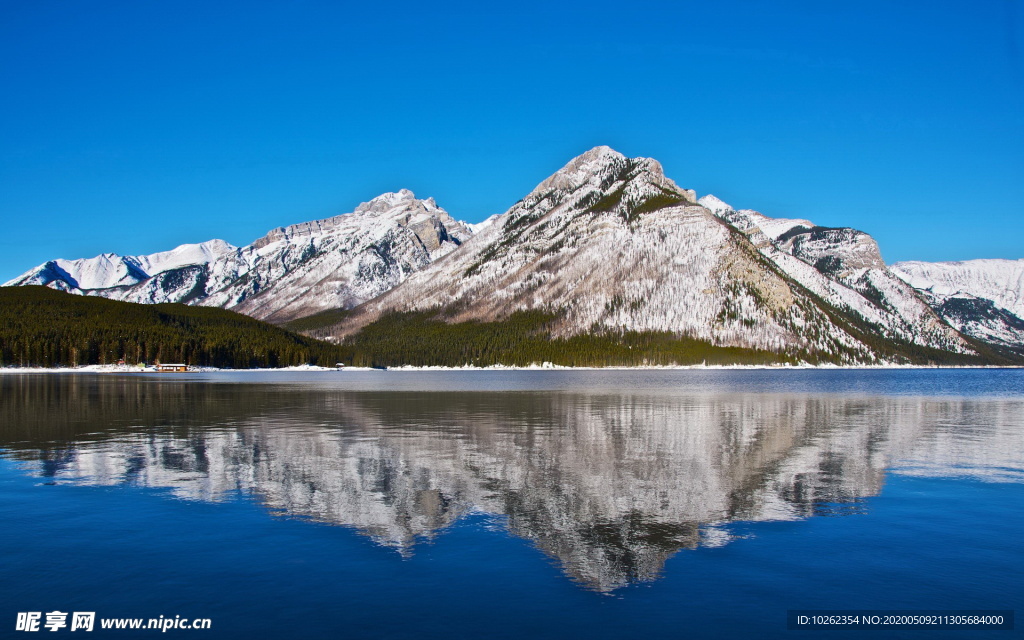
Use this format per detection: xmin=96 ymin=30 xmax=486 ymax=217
xmin=340 ymin=310 xmax=787 ymax=367
xmin=0 ymin=286 xmax=350 ymax=368
xmin=343 ymin=309 xmax=1012 ymax=368
xmin=2 ymin=286 xmax=1008 ymax=370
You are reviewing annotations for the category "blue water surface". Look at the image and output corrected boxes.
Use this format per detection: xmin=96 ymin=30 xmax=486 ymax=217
xmin=0 ymin=369 xmax=1021 ymax=639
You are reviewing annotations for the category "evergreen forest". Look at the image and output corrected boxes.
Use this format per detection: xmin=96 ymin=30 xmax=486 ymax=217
xmin=0 ymin=286 xmax=350 ymax=368
xmin=2 ymin=286 xmax=1009 ymax=369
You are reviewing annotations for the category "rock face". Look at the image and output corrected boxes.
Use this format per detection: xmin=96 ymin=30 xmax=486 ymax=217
xmin=699 ymin=196 xmax=961 ymax=355
xmin=891 ymin=259 xmax=1024 ymax=354
xmin=4 ymin=190 xmax=472 ymax=322
xmin=199 ymin=190 xmax=472 ymax=322
xmin=335 ymin=147 xmax=971 ymax=362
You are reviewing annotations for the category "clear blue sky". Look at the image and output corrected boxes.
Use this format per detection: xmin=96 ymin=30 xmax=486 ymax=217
xmin=2 ymin=0 xmax=1022 ymax=282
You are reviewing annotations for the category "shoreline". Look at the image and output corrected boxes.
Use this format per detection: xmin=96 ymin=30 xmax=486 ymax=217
xmin=1 ymin=363 xmax=1022 ymax=374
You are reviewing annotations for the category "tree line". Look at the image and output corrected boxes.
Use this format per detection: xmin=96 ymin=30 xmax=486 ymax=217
xmin=341 ymin=310 xmax=792 ymax=367
xmin=0 ymin=286 xmax=351 ymax=368
xmin=3 ymin=286 xmax=1005 ymax=370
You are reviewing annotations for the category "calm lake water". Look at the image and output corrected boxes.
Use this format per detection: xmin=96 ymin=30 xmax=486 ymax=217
xmin=1 ymin=369 xmax=1021 ymax=639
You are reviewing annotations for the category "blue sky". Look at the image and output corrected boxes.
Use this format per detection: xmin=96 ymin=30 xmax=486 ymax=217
xmin=2 ymin=0 xmax=1022 ymax=282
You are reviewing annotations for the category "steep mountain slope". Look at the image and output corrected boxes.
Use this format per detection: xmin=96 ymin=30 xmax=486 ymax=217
xmin=890 ymin=259 xmax=1024 ymax=354
xmin=5 ymin=190 xmax=472 ymax=323
xmin=198 ymin=190 xmax=472 ymax=322
xmin=333 ymin=147 xmax=974 ymax=363
xmin=699 ymin=196 xmax=961 ymax=353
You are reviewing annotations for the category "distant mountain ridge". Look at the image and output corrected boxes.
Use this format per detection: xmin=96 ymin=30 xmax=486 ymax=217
xmin=6 ymin=189 xmax=471 ymax=323
xmin=6 ymin=239 xmax=236 ymax=291
xmin=890 ymin=259 xmax=1024 ymax=355
xmin=5 ymin=146 xmax=1023 ymax=364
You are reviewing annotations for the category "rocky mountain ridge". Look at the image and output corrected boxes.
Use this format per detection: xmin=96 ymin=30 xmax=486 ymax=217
xmin=6 ymin=189 xmax=471 ymax=323
xmin=5 ymin=146 xmax=1022 ymax=363
xmin=332 ymin=147 xmax=974 ymax=363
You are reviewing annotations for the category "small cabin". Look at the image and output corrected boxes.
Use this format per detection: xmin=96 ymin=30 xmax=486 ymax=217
xmin=155 ymin=363 xmax=189 ymax=372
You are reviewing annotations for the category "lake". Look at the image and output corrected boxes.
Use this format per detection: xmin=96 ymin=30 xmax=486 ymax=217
xmin=1 ymin=369 xmax=1021 ymax=638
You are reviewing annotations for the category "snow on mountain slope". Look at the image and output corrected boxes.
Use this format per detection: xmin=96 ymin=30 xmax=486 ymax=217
xmin=706 ymin=199 xmax=884 ymax=275
xmin=4 ymin=145 xmax=1012 ymax=362
xmin=334 ymin=147 xmax=972 ymax=361
xmin=927 ymin=297 xmax=1024 ymax=351
xmin=890 ymin=259 xmax=1024 ymax=320
xmin=94 ymin=265 xmax=213 ymax=306
xmin=134 ymin=239 xmax=236 ymax=278
xmin=698 ymin=196 xmax=814 ymax=245
xmin=890 ymin=259 xmax=1024 ymax=351
xmin=699 ymin=196 xmax=962 ymax=353
xmin=4 ymin=240 xmax=237 ymax=291
xmin=4 ymin=190 xmax=473 ymax=323
xmin=199 ymin=190 xmax=472 ymax=322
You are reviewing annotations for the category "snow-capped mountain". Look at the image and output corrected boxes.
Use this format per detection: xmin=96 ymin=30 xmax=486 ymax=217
xmin=5 ymin=145 xmax=1021 ymax=362
xmin=199 ymin=189 xmax=472 ymax=322
xmin=5 ymin=190 xmax=472 ymax=322
xmin=5 ymin=240 xmax=236 ymax=292
xmin=334 ymin=146 xmax=972 ymax=362
xmin=890 ymin=259 xmax=1024 ymax=354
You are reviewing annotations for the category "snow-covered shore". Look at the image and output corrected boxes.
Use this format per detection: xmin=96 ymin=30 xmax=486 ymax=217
xmin=1 ymin=362 xmax=1019 ymax=374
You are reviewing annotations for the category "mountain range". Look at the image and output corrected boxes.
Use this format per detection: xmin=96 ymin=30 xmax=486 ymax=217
xmin=6 ymin=146 xmax=1023 ymax=364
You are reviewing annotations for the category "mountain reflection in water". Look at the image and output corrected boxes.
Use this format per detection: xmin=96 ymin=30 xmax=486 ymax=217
xmin=2 ymin=374 xmax=1022 ymax=592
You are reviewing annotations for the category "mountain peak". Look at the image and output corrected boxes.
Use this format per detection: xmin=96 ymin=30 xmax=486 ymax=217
xmin=576 ymin=145 xmax=627 ymax=163
xmin=136 ymin=239 xmax=237 ymax=275
xmin=529 ymin=146 xmax=687 ymax=203
xmin=355 ymin=189 xmax=424 ymax=214
xmin=698 ymin=194 xmax=733 ymax=214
